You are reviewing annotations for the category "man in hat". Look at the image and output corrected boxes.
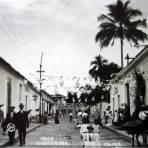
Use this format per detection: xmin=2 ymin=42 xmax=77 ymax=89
xmin=0 ymin=104 xmax=4 ymax=134
xmin=5 ymin=106 xmax=16 ymax=145
xmin=16 ymin=103 xmax=29 ymax=146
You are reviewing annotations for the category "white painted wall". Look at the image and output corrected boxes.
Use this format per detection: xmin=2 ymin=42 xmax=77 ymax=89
xmin=0 ymin=65 xmax=25 ymax=116
xmin=0 ymin=64 xmax=41 ymax=117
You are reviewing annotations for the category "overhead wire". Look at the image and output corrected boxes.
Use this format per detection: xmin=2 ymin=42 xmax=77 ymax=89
xmin=0 ymin=10 xmax=36 ymax=69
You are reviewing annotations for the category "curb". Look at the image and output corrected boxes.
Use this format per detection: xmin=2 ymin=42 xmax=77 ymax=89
xmin=104 ymin=126 xmax=132 ymax=141
xmin=105 ymin=126 xmax=146 ymax=146
xmin=2 ymin=124 xmax=41 ymax=146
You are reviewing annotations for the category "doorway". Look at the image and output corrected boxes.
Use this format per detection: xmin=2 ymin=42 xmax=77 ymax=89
xmin=7 ymin=78 xmax=12 ymax=112
xmin=125 ymin=83 xmax=130 ymax=118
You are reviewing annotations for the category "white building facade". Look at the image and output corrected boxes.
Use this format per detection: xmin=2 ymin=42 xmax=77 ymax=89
xmin=110 ymin=46 xmax=148 ymax=117
xmin=0 ymin=57 xmax=46 ymax=117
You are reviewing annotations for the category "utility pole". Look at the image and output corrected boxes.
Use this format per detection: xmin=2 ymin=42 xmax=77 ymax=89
xmin=37 ymin=52 xmax=45 ymax=118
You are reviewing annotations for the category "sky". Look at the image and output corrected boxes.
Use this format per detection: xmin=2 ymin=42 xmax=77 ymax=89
xmin=0 ymin=0 xmax=148 ymax=93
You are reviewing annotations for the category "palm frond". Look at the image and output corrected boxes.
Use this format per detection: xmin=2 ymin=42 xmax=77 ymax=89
xmin=129 ymin=19 xmax=147 ymax=28
xmin=90 ymin=60 xmax=98 ymax=66
xmin=126 ymin=9 xmax=142 ymax=20
xmin=127 ymin=28 xmax=147 ymax=42
xmin=123 ymin=0 xmax=130 ymax=11
xmin=99 ymin=22 xmax=118 ymax=30
xmin=96 ymin=28 xmax=117 ymax=48
xmin=97 ymin=14 xmax=115 ymax=23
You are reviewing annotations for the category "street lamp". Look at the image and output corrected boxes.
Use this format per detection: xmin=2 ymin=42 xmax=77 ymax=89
xmin=125 ymin=54 xmax=134 ymax=65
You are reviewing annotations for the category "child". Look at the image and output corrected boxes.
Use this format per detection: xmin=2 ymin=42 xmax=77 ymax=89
xmin=92 ymin=119 xmax=100 ymax=141
xmin=80 ymin=118 xmax=89 ymax=141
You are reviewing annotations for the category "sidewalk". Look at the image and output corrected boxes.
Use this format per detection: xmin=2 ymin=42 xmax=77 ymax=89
xmin=0 ymin=123 xmax=41 ymax=146
xmin=105 ymin=125 xmax=143 ymax=143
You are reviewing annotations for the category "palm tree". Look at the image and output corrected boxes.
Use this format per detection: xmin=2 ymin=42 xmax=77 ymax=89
xmin=89 ymin=54 xmax=108 ymax=82
xmin=89 ymin=54 xmax=121 ymax=83
xmin=96 ymin=0 xmax=147 ymax=67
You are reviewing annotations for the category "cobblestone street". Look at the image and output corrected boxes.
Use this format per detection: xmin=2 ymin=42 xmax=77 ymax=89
xmin=4 ymin=116 xmax=132 ymax=148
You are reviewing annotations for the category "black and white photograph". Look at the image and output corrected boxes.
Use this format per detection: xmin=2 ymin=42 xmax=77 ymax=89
xmin=0 ymin=0 xmax=148 ymax=147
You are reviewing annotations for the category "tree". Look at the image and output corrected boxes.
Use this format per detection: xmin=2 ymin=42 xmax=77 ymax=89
xmin=89 ymin=54 xmax=108 ymax=82
xmin=89 ymin=54 xmax=121 ymax=83
xmin=96 ymin=0 xmax=147 ymax=67
xmin=66 ymin=91 xmax=73 ymax=103
xmin=101 ymin=62 xmax=122 ymax=83
xmin=89 ymin=55 xmax=121 ymax=117
xmin=66 ymin=91 xmax=78 ymax=103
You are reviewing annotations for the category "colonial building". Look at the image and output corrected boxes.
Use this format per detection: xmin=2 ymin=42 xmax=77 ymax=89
xmin=0 ymin=57 xmax=54 ymax=117
xmin=110 ymin=46 xmax=148 ymax=118
xmin=41 ymin=90 xmax=54 ymax=115
xmin=25 ymin=81 xmax=40 ymax=116
xmin=0 ymin=57 xmax=28 ymax=116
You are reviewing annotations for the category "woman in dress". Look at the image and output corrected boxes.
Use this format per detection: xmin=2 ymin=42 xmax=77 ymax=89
xmin=55 ymin=109 xmax=59 ymax=124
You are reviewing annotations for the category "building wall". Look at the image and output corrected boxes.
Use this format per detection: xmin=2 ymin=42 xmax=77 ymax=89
xmin=0 ymin=65 xmax=25 ymax=117
xmin=0 ymin=64 xmax=41 ymax=117
xmin=110 ymin=49 xmax=148 ymax=117
xmin=110 ymin=82 xmax=127 ymax=113
xmin=25 ymin=86 xmax=40 ymax=116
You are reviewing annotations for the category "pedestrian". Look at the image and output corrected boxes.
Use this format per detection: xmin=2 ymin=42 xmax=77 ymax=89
xmin=77 ymin=110 xmax=82 ymax=125
xmin=106 ymin=111 xmax=113 ymax=127
xmin=78 ymin=110 xmax=82 ymax=116
xmin=113 ymin=110 xmax=118 ymax=125
xmin=97 ymin=115 xmax=103 ymax=128
xmin=16 ymin=103 xmax=29 ymax=146
xmin=91 ymin=119 xmax=100 ymax=141
xmin=69 ymin=112 xmax=73 ymax=122
xmin=55 ymin=109 xmax=60 ymax=124
xmin=92 ymin=119 xmax=100 ymax=133
xmin=5 ymin=106 xmax=17 ymax=145
xmin=104 ymin=106 xmax=110 ymax=124
xmin=82 ymin=111 xmax=89 ymax=123
xmin=80 ymin=118 xmax=89 ymax=140
xmin=0 ymin=104 xmax=5 ymax=135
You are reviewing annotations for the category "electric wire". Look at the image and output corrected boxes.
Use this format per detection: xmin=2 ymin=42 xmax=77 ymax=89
xmin=0 ymin=11 xmax=36 ymax=68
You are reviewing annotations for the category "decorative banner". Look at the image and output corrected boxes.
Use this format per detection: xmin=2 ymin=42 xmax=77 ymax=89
xmin=7 ymin=123 xmax=15 ymax=132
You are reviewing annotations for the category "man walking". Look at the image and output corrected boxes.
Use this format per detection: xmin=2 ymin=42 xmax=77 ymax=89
xmin=16 ymin=103 xmax=29 ymax=146
xmin=5 ymin=106 xmax=16 ymax=145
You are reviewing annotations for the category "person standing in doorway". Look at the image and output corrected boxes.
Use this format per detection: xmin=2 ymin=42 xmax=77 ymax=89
xmin=16 ymin=103 xmax=29 ymax=146
xmin=5 ymin=106 xmax=16 ymax=145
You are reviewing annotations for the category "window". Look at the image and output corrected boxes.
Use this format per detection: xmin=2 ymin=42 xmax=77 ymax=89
xmin=19 ymin=84 xmax=22 ymax=103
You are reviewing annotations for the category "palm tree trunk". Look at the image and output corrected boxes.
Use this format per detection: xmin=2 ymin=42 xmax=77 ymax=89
xmin=120 ymin=37 xmax=123 ymax=67
xmin=120 ymin=23 xmax=124 ymax=67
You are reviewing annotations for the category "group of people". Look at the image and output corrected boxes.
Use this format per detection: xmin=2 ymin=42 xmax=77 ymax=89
xmin=0 ymin=103 xmax=30 ymax=146
xmin=74 ymin=110 xmax=89 ymax=127
xmin=104 ymin=105 xmax=129 ymax=126
xmin=80 ymin=118 xmax=101 ymax=142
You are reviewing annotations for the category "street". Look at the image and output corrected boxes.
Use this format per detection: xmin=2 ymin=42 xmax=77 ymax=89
xmin=4 ymin=116 xmax=132 ymax=148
